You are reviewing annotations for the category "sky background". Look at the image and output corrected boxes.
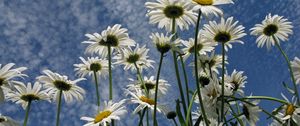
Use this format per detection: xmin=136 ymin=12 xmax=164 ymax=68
xmin=1 ymin=0 xmax=300 ymax=125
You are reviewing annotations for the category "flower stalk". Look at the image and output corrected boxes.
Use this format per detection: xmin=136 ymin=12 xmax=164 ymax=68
xmin=93 ymin=71 xmax=100 ymax=107
xmin=23 ymin=100 xmax=32 ymax=126
xmin=273 ymin=35 xmax=300 ymax=105
xmin=56 ymin=90 xmax=63 ymax=126
xmin=194 ymin=9 xmax=209 ymax=126
xmin=153 ymin=53 xmax=164 ymax=126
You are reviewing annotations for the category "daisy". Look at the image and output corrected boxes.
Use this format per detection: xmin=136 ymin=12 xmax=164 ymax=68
xmin=5 ymin=82 xmax=49 ymax=109
xmin=191 ymin=52 xmax=227 ymax=74
xmin=201 ymin=17 xmax=246 ymax=51
xmin=74 ymin=57 xmax=109 ymax=78
xmin=127 ymin=76 xmax=170 ymax=96
xmin=250 ymin=14 xmax=293 ymax=50
xmin=273 ymin=94 xmax=300 ymax=125
xmin=81 ymin=99 xmax=127 ymax=126
xmin=291 ymin=57 xmax=300 ymax=85
xmin=126 ymin=89 xmax=164 ymax=114
xmin=145 ymin=0 xmax=197 ymax=32
xmin=83 ymin=24 xmax=136 ymax=57
xmin=190 ymin=0 xmax=234 ymax=17
xmin=195 ymin=75 xmax=220 ymax=105
xmin=192 ymin=109 xmax=220 ymax=126
xmin=224 ymin=69 xmax=247 ymax=95
xmin=114 ymin=44 xmax=154 ymax=72
xmin=0 ymin=114 xmax=19 ymax=126
xmin=150 ymin=32 xmax=181 ymax=54
xmin=181 ymin=38 xmax=216 ymax=61
xmin=240 ymin=100 xmax=261 ymax=126
xmin=36 ymin=70 xmax=86 ymax=103
xmin=0 ymin=63 xmax=27 ymax=103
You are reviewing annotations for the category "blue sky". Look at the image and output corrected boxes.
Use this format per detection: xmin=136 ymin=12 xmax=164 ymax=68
xmin=1 ymin=0 xmax=300 ymax=125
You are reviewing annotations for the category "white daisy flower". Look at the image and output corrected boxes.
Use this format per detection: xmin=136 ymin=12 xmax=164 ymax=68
xmin=74 ymin=57 xmax=109 ymax=78
xmin=272 ymin=94 xmax=300 ymax=125
xmin=114 ymin=44 xmax=154 ymax=72
xmin=195 ymin=75 xmax=221 ymax=105
xmin=241 ymin=100 xmax=262 ymax=126
xmin=145 ymin=0 xmax=197 ymax=32
xmin=201 ymin=17 xmax=246 ymax=51
xmin=0 ymin=114 xmax=19 ymax=126
xmin=191 ymin=52 xmax=227 ymax=75
xmin=126 ymin=89 xmax=164 ymax=114
xmin=83 ymin=24 xmax=136 ymax=57
xmin=36 ymin=70 xmax=86 ymax=103
xmin=225 ymin=69 xmax=247 ymax=95
xmin=192 ymin=107 xmax=221 ymax=126
xmin=250 ymin=14 xmax=293 ymax=50
xmin=127 ymin=76 xmax=170 ymax=96
xmin=81 ymin=99 xmax=127 ymax=126
xmin=190 ymin=0 xmax=234 ymax=17
xmin=181 ymin=37 xmax=217 ymax=61
xmin=291 ymin=57 xmax=300 ymax=85
xmin=0 ymin=63 xmax=27 ymax=103
xmin=5 ymin=82 xmax=49 ymax=109
xmin=150 ymin=32 xmax=181 ymax=54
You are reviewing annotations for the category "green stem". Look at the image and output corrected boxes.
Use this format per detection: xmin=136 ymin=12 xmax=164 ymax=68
xmin=221 ymin=42 xmax=226 ymax=122
xmin=227 ymin=104 xmax=244 ymax=126
xmin=23 ymin=100 xmax=32 ymax=126
xmin=241 ymin=96 xmax=290 ymax=105
xmin=172 ymin=119 xmax=178 ymax=126
xmin=108 ymin=45 xmax=113 ymax=100
xmin=185 ymin=90 xmax=197 ymax=126
xmin=193 ymin=9 xmax=209 ymax=126
xmin=273 ymin=36 xmax=300 ymax=105
xmin=56 ymin=90 xmax=63 ymax=126
xmin=153 ymin=53 xmax=164 ymax=126
xmin=147 ymin=108 xmax=149 ymax=126
xmin=134 ymin=62 xmax=149 ymax=96
xmin=139 ymin=108 xmax=147 ymax=126
xmin=179 ymin=55 xmax=192 ymax=126
xmin=179 ymin=55 xmax=191 ymax=109
xmin=171 ymin=18 xmax=188 ymax=116
xmin=93 ymin=71 xmax=100 ymax=107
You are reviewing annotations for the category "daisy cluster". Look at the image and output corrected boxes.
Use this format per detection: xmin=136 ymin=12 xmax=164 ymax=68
xmin=1 ymin=0 xmax=300 ymax=126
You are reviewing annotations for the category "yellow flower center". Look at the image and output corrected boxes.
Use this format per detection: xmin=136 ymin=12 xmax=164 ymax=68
xmin=193 ymin=0 xmax=213 ymax=5
xmin=285 ymin=104 xmax=296 ymax=116
xmin=94 ymin=110 xmax=112 ymax=123
xmin=140 ymin=96 xmax=155 ymax=105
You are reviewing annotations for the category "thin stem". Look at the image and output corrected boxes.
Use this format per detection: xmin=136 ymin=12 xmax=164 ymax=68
xmin=23 ymin=100 xmax=32 ymax=126
xmin=134 ymin=62 xmax=149 ymax=96
xmin=194 ymin=9 xmax=209 ymax=126
xmin=172 ymin=119 xmax=178 ymax=126
xmin=108 ymin=45 xmax=113 ymax=100
xmin=56 ymin=90 xmax=63 ymax=126
xmin=185 ymin=90 xmax=197 ymax=126
xmin=171 ymin=18 xmax=188 ymax=116
xmin=221 ymin=42 xmax=226 ymax=121
xmin=139 ymin=108 xmax=147 ymax=126
xmin=153 ymin=53 xmax=164 ymax=126
xmin=227 ymin=104 xmax=244 ymax=126
xmin=179 ymin=55 xmax=191 ymax=109
xmin=240 ymin=96 xmax=290 ymax=105
xmin=273 ymin=36 xmax=300 ymax=105
xmin=147 ymin=108 xmax=149 ymax=126
xmin=179 ymin=55 xmax=192 ymax=126
xmin=93 ymin=71 xmax=100 ymax=107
